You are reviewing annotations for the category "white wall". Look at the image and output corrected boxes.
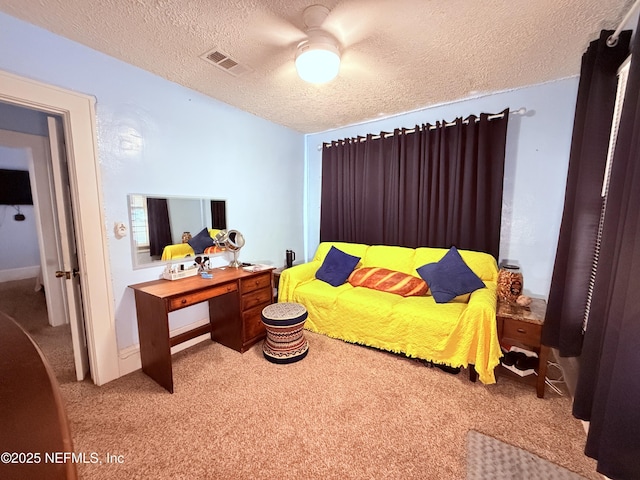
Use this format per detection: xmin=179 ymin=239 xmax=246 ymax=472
xmin=0 ymin=12 xmax=305 ymax=352
xmin=0 ymin=146 xmax=40 ymax=276
xmin=305 ymin=79 xmax=579 ymax=299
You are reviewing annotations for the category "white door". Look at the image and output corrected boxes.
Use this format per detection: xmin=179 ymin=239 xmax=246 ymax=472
xmin=47 ymin=116 xmax=90 ymax=381
xmin=30 ymin=144 xmax=69 ymax=328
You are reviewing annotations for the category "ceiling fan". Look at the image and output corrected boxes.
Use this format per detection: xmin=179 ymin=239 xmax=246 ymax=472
xmin=294 ymin=5 xmax=341 ymax=83
xmin=254 ymin=3 xmax=380 ymax=85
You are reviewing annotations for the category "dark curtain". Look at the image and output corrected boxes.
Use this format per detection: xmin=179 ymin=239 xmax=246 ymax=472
xmin=320 ymin=110 xmax=509 ymax=259
xmin=147 ymin=197 xmax=172 ymax=257
xmin=210 ymin=200 xmax=227 ymax=230
xmin=571 ymin=22 xmax=640 ymax=480
xmin=541 ymin=30 xmax=631 ymax=356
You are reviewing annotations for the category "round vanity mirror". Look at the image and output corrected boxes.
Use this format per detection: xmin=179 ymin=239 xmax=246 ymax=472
xmin=226 ymin=230 xmax=245 ymax=268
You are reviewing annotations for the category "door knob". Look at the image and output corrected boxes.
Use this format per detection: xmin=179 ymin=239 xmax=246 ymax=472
xmin=55 ymin=269 xmax=79 ymax=279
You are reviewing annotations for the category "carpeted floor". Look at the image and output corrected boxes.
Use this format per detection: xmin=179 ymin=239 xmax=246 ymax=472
xmin=0 ymin=278 xmax=600 ymax=479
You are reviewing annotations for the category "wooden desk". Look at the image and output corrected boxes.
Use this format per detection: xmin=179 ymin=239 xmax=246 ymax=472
xmin=129 ymin=267 xmax=273 ymax=393
xmin=496 ymin=298 xmax=550 ymax=398
xmin=0 ymin=312 xmax=77 ymax=480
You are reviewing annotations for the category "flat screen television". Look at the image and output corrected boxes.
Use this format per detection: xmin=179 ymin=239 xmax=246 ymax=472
xmin=0 ymin=169 xmax=34 ymax=205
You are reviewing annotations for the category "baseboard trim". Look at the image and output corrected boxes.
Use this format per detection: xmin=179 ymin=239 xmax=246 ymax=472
xmin=0 ymin=266 xmax=40 ymax=283
xmin=118 ymin=317 xmax=211 ymax=377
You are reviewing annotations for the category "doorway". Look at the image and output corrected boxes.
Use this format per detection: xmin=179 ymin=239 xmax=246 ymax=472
xmin=0 ymin=115 xmax=87 ymax=380
xmin=0 ymin=69 xmax=119 ymax=386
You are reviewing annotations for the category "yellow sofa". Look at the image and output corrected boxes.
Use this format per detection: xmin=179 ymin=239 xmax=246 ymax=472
xmin=279 ymin=242 xmax=501 ymax=384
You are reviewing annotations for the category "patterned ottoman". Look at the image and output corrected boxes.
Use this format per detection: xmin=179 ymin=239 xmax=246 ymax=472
xmin=260 ymin=302 xmax=309 ymax=364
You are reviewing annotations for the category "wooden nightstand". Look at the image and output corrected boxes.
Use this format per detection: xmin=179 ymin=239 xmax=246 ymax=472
xmin=496 ymin=298 xmax=550 ymax=398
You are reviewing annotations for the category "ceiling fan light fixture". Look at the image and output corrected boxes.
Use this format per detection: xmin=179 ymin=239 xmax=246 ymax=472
xmin=295 ymin=38 xmax=340 ymax=84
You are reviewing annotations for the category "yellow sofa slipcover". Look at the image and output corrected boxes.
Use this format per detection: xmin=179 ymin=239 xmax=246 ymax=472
xmin=279 ymin=242 xmax=501 ymax=384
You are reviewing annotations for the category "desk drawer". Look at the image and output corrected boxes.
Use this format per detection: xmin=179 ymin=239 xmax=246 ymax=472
xmin=243 ymin=302 xmax=269 ymax=342
xmin=501 ymin=318 xmax=541 ymax=348
xmin=242 ymin=287 xmax=271 ymax=311
xmin=241 ymin=273 xmax=271 ymax=294
xmin=168 ymin=283 xmax=237 ymax=311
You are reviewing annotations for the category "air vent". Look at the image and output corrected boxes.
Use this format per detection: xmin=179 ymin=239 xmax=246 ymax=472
xmin=200 ymin=48 xmax=252 ymax=77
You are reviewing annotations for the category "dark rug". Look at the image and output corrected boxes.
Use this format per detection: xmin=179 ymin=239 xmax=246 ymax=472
xmin=466 ymin=430 xmax=586 ymax=479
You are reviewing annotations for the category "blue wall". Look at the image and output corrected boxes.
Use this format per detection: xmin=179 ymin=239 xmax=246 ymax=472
xmin=0 ymin=146 xmax=40 ymax=271
xmin=305 ymin=79 xmax=579 ymax=299
xmin=0 ymin=8 xmax=581 ymax=354
xmin=0 ymin=102 xmax=49 ymax=136
xmin=0 ymin=12 xmax=305 ymax=351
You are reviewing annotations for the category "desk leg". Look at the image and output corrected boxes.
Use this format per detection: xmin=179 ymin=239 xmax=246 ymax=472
xmin=536 ymin=344 xmax=551 ymax=399
xmin=134 ymin=291 xmax=173 ymax=393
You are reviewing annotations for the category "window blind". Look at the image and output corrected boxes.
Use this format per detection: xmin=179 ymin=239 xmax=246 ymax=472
xmin=583 ymin=56 xmax=631 ymax=332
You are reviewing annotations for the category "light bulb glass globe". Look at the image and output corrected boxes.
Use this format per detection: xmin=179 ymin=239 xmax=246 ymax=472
xmin=295 ymin=47 xmax=340 ymax=84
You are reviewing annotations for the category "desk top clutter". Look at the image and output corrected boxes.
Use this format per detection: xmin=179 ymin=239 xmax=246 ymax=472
xmin=162 ymin=263 xmax=198 ymax=281
xmin=162 ymin=257 xmax=261 ymax=281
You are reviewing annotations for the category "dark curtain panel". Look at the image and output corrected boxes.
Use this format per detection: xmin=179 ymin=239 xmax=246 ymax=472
xmin=571 ymin=22 xmax=640 ymax=480
xmin=147 ymin=197 xmax=172 ymax=257
xmin=210 ymin=200 xmax=227 ymax=230
xmin=541 ymin=30 xmax=631 ymax=356
xmin=320 ymin=110 xmax=509 ymax=259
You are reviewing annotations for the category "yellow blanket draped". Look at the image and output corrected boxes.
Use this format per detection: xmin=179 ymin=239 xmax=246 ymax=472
xmin=279 ymin=242 xmax=501 ymax=384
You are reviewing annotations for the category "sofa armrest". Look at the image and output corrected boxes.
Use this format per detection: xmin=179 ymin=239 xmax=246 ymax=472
xmin=467 ymin=281 xmax=498 ymax=312
xmin=278 ymin=262 xmax=320 ymax=302
xmin=462 ymin=281 xmax=501 ymax=384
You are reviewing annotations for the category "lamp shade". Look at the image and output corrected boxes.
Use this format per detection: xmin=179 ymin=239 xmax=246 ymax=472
xmin=295 ymin=40 xmax=340 ymax=84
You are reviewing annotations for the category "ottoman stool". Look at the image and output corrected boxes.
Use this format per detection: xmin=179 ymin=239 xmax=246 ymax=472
xmin=260 ymin=302 xmax=309 ymax=364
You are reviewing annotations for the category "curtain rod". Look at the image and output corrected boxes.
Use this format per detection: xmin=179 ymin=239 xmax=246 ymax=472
xmin=318 ymin=107 xmax=526 ymax=150
xmin=607 ymin=0 xmax=640 ymax=47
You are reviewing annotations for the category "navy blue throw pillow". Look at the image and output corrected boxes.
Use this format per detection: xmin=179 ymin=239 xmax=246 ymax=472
xmin=187 ymin=228 xmax=214 ymax=254
xmin=416 ymin=246 xmax=485 ymax=303
xmin=316 ymin=246 xmax=361 ymax=287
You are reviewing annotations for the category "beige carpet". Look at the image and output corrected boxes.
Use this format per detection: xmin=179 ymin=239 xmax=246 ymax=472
xmin=0 ymin=278 xmax=599 ymax=480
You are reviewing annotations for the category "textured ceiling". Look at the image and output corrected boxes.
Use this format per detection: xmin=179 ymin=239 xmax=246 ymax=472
xmin=0 ymin=0 xmax=633 ymax=133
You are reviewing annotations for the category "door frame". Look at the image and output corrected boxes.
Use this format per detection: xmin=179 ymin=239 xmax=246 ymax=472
xmin=0 ymin=69 xmax=119 ymax=385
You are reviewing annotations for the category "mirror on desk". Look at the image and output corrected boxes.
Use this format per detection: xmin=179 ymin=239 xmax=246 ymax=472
xmin=128 ymin=194 xmax=227 ymax=268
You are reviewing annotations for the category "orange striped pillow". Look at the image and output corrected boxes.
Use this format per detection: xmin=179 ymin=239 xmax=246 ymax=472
xmin=348 ymin=267 xmax=428 ymax=297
